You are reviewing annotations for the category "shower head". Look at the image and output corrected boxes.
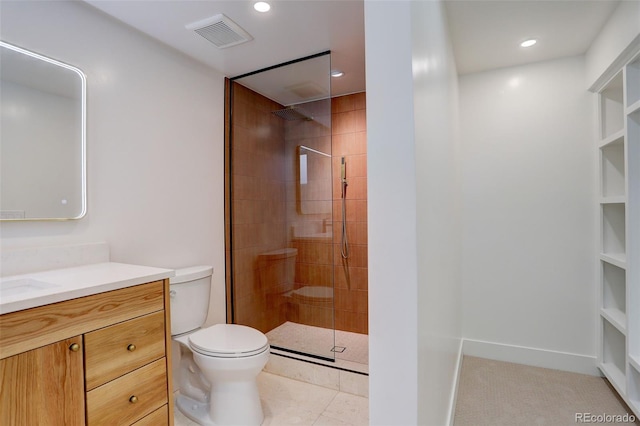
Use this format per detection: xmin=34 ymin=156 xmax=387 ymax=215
xmin=271 ymin=106 xmax=313 ymax=121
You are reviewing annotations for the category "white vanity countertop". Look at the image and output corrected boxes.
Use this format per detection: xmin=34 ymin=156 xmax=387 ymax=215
xmin=0 ymin=262 xmax=175 ymax=315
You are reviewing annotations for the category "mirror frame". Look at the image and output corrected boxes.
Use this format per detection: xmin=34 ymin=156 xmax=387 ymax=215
xmin=0 ymin=41 xmax=87 ymax=221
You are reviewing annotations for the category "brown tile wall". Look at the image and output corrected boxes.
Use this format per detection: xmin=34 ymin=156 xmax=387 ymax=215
xmin=284 ymin=99 xmax=334 ymax=330
xmin=229 ymin=83 xmax=289 ymax=333
xmin=331 ymin=93 xmax=368 ymax=334
xmin=227 ymin=84 xmax=368 ymax=336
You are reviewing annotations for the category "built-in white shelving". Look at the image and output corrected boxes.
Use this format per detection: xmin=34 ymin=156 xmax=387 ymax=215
xmin=602 ymin=261 xmax=627 ymax=334
xmin=600 ymin=196 xmax=627 ymax=205
xmin=600 ymin=253 xmax=627 ymax=270
xmin=602 ymin=309 xmax=627 ymax=335
xmin=628 ymin=100 xmax=640 ymax=115
xmin=602 ymin=318 xmax=627 ymax=392
xmin=603 ymin=261 xmax=626 ymax=307
xmin=601 ymin=72 xmax=625 ymax=139
xmin=602 ymin=203 xmax=626 ymax=256
xmin=630 ymin=354 xmax=640 ymax=373
xmin=600 ymin=136 xmax=625 ymax=198
xmin=629 ymin=366 xmax=640 ymax=414
xmin=626 ymin=55 xmax=640 ymax=108
xmin=597 ymin=49 xmax=640 ymax=418
xmin=599 ymin=129 xmax=626 ymax=149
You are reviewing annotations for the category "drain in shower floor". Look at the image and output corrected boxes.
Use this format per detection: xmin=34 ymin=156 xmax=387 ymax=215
xmin=331 ymin=346 xmax=346 ymax=353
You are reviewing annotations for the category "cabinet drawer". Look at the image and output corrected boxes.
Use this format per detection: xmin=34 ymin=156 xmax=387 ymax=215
xmin=0 ymin=280 xmax=165 ymax=360
xmin=85 ymin=311 xmax=165 ymax=390
xmin=132 ymin=404 xmax=168 ymax=425
xmin=86 ymin=358 xmax=167 ymax=426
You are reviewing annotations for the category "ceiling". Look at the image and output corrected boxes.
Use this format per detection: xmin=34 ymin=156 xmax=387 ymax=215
xmin=445 ymin=0 xmax=620 ymax=75
xmin=83 ymin=0 xmax=620 ymax=102
xmin=83 ymin=0 xmax=365 ymax=102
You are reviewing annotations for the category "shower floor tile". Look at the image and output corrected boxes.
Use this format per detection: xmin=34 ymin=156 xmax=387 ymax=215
xmin=266 ymin=321 xmax=369 ymax=368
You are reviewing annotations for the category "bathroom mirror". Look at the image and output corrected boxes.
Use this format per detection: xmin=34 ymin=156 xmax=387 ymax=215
xmin=0 ymin=41 xmax=86 ymax=220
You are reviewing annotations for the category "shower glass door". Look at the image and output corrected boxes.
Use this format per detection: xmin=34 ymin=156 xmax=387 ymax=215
xmin=226 ymin=52 xmax=336 ymax=361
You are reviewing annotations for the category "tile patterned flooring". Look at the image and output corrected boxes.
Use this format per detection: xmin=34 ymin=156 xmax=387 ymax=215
xmin=173 ymin=371 xmax=369 ymax=426
xmin=175 ymin=322 xmax=369 ymax=425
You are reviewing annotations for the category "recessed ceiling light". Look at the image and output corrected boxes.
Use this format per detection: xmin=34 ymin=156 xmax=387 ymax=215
xmin=520 ymin=39 xmax=537 ymax=48
xmin=254 ymin=2 xmax=271 ymax=13
xmin=330 ymin=70 xmax=344 ymax=78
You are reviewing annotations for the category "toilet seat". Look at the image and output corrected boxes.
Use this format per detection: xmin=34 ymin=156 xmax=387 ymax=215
xmin=188 ymin=324 xmax=269 ymax=358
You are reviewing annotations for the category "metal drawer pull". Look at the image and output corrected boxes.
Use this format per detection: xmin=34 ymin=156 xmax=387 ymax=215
xmin=129 ymin=395 xmax=138 ymax=403
xmin=69 ymin=343 xmax=80 ymax=352
xmin=127 ymin=344 xmax=136 ymax=352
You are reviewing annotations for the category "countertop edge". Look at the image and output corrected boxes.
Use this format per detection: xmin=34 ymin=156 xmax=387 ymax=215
xmin=0 ymin=262 xmax=175 ymax=315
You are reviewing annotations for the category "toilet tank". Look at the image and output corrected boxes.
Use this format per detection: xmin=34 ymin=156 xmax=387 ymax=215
xmin=169 ymin=266 xmax=213 ymax=336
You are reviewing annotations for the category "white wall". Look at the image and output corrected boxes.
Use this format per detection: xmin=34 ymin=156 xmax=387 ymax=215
xmin=365 ymin=1 xmax=462 ymax=424
xmin=365 ymin=1 xmax=418 ymax=423
xmin=460 ymin=56 xmax=598 ymax=373
xmin=411 ymin=1 xmax=463 ymax=425
xmin=0 ymin=1 xmax=227 ymax=325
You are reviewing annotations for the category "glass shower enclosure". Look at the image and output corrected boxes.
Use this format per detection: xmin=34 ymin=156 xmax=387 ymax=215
xmin=225 ymin=52 xmax=336 ymax=361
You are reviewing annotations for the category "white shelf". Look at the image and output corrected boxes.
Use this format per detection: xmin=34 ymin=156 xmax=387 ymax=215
xmin=602 ymin=260 xmax=626 ymax=311
xmin=626 ymin=55 xmax=640 ymax=108
xmin=600 ymin=142 xmax=626 ymax=197
xmin=600 ymin=362 xmax=626 ymax=394
xmin=600 ymin=253 xmax=627 ymax=269
xmin=627 ymin=99 xmax=640 ymax=115
xmin=602 ymin=318 xmax=626 ymax=393
xmin=601 ymin=308 xmax=626 ymax=334
xmin=602 ymin=203 xmax=626 ymax=255
xmin=629 ymin=367 xmax=640 ymax=418
xmin=600 ymin=196 xmax=627 ymax=204
xmin=598 ymin=128 xmax=625 ymax=148
xmin=601 ymin=71 xmax=625 ymax=139
xmin=630 ymin=354 xmax=640 ymax=373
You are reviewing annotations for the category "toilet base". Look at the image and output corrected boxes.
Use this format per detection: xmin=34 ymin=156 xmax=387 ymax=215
xmin=175 ymin=382 xmax=265 ymax=426
xmin=176 ymin=394 xmax=215 ymax=426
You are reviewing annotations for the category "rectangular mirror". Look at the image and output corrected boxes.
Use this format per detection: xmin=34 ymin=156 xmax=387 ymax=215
xmin=1 ymin=41 xmax=86 ymax=220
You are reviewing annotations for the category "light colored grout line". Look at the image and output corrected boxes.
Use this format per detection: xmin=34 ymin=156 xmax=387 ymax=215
xmin=313 ymin=391 xmax=343 ymax=426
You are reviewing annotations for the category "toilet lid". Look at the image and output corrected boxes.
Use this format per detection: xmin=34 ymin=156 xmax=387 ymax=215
xmin=188 ymin=324 xmax=269 ymax=358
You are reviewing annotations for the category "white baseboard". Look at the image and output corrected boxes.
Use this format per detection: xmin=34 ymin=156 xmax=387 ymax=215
xmin=447 ymin=340 xmax=465 ymax=426
xmin=462 ymin=339 xmax=601 ymax=376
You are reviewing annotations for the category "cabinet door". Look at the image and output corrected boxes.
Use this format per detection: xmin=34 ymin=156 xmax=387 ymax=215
xmin=0 ymin=336 xmax=84 ymax=426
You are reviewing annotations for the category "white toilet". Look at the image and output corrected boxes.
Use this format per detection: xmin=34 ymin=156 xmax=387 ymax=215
xmin=170 ymin=266 xmax=270 ymax=426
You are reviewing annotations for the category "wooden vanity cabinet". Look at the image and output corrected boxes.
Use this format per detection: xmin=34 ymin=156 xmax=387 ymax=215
xmin=0 ymin=336 xmax=85 ymax=425
xmin=0 ymin=279 xmax=174 ymax=426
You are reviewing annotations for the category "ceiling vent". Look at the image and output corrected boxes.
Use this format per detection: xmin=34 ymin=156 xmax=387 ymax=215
xmin=186 ymin=14 xmax=253 ymax=49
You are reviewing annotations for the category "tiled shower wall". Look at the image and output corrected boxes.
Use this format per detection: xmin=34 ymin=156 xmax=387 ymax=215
xmin=227 ymin=82 xmax=288 ymax=333
xmin=226 ymin=82 xmax=368 ymax=336
xmin=285 ymin=98 xmax=334 ymax=330
xmin=331 ymin=93 xmax=368 ymax=334
xmin=285 ymin=92 xmax=369 ymax=334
